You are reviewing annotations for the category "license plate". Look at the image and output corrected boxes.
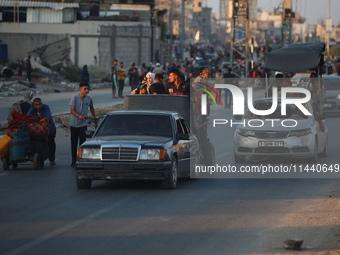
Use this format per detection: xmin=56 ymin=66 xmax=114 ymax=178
xmin=258 ymin=141 xmax=284 ymax=147
xmin=323 ymin=103 xmax=332 ymax=108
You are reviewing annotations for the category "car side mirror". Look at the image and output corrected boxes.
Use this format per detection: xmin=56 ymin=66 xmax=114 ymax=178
xmin=177 ymin=133 xmax=189 ymax=140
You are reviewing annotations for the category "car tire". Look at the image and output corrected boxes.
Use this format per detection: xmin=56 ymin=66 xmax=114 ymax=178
xmin=76 ymin=175 xmax=92 ymax=189
xmin=308 ymin=138 xmax=318 ymax=163
xmin=162 ymin=158 xmax=177 ymax=189
xmin=234 ymin=152 xmax=245 ymax=163
xmin=33 ymin=153 xmax=41 ymax=170
xmin=12 ymin=163 xmax=18 ymax=169
xmin=320 ymin=137 xmax=328 ymax=158
xmin=2 ymin=156 xmax=10 ymax=170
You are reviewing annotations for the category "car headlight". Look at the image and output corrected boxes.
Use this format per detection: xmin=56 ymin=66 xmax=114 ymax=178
xmin=237 ymin=129 xmax=256 ymax=137
xmin=288 ymin=129 xmax=311 ymax=137
xmin=337 ymin=94 xmax=340 ymax=99
xmin=140 ymin=149 xmax=166 ymax=160
xmin=78 ymin=147 xmax=101 ymax=159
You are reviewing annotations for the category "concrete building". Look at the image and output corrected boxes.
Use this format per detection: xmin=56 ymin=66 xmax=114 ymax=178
xmin=155 ymin=0 xmax=214 ymax=44
xmin=0 ymin=0 xmax=162 ymax=72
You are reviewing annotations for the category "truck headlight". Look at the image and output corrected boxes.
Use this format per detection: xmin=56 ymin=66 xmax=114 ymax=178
xmin=140 ymin=149 xmax=166 ymax=160
xmin=78 ymin=148 xmax=101 ymax=159
xmin=288 ymin=129 xmax=311 ymax=137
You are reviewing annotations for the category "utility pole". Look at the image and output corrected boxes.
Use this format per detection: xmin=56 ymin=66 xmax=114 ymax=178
xmin=295 ymin=0 xmax=298 ymax=16
xmin=230 ymin=0 xmax=250 ymax=78
xmin=180 ymin=0 xmax=185 ymax=61
xmin=326 ymin=0 xmax=331 ymax=55
xmin=169 ymin=0 xmax=173 ymax=58
xmin=281 ymin=0 xmax=293 ymax=47
xmin=13 ymin=0 xmax=19 ymax=33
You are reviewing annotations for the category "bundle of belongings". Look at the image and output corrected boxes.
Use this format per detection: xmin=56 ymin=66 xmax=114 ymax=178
xmin=7 ymin=111 xmax=50 ymax=143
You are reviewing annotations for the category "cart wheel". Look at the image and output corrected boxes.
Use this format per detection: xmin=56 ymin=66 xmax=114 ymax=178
xmin=33 ymin=153 xmax=41 ymax=170
xmin=12 ymin=163 xmax=18 ymax=170
xmin=2 ymin=156 xmax=10 ymax=170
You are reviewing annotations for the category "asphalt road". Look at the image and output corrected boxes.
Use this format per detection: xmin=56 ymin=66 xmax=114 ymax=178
xmin=0 ymin=89 xmax=340 ymax=254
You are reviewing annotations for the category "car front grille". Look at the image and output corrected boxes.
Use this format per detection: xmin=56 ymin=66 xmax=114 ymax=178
xmin=324 ymin=102 xmax=336 ymax=110
xmin=102 ymin=146 xmax=139 ymax=161
xmin=254 ymin=147 xmax=290 ymax=153
xmin=255 ymin=131 xmax=289 ymax=139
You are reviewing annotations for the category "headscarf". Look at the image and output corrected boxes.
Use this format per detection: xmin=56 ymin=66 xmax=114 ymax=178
xmin=81 ymin=65 xmax=90 ymax=84
xmin=23 ymin=90 xmax=33 ymax=103
xmin=146 ymin=72 xmax=155 ymax=85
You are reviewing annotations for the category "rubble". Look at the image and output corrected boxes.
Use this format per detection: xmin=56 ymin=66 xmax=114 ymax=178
xmin=0 ymin=57 xmax=111 ymax=98
xmin=0 ymin=79 xmax=111 ymax=98
xmin=284 ymin=238 xmax=303 ymax=251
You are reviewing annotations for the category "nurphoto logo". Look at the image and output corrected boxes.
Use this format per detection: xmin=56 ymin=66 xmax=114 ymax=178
xmin=201 ymin=84 xmax=312 ymax=116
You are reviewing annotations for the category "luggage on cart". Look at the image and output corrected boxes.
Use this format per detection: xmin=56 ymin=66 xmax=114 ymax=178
xmin=0 ymin=135 xmax=11 ymax=158
xmin=2 ymin=114 xmax=51 ymax=170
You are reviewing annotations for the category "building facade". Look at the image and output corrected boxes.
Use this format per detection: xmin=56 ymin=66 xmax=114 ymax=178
xmin=0 ymin=0 xmax=162 ymax=71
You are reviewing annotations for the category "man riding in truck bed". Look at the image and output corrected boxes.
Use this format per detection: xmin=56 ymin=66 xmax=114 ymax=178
xmin=165 ymin=69 xmax=190 ymax=96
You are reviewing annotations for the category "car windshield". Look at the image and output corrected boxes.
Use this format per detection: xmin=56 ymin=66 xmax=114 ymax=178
xmin=245 ymin=102 xmax=311 ymax=120
xmin=95 ymin=114 xmax=173 ymax=137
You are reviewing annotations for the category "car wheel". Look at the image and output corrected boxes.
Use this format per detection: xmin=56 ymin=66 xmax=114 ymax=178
xmin=320 ymin=137 xmax=328 ymax=158
xmin=76 ymin=175 xmax=92 ymax=189
xmin=162 ymin=158 xmax=177 ymax=189
xmin=32 ymin=153 xmax=41 ymax=170
xmin=2 ymin=156 xmax=10 ymax=170
xmin=12 ymin=163 xmax=18 ymax=169
xmin=234 ymin=152 xmax=245 ymax=163
xmin=308 ymin=138 xmax=318 ymax=163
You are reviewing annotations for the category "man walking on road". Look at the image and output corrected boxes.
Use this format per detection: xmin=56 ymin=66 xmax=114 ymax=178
xmin=69 ymin=82 xmax=97 ymax=167
xmin=117 ymin=62 xmax=126 ymax=98
xmin=111 ymin=59 xmax=118 ymax=98
xmin=26 ymin=55 xmax=32 ymax=82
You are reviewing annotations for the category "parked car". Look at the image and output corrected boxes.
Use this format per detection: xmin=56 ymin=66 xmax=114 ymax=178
xmin=322 ymin=76 xmax=340 ymax=115
xmin=234 ymin=98 xmax=328 ymax=163
xmin=305 ymin=76 xmax=340 ymax=115
xmin=76 ymin=110 xmax=199 ymax=189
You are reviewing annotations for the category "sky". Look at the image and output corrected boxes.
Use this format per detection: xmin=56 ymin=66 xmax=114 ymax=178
xmin=207 ymin=0 xmax=340 ymax=25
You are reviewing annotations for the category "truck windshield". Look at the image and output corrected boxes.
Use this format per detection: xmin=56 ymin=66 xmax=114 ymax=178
xmin=95 ymin=114 xmax=173 ymax=137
